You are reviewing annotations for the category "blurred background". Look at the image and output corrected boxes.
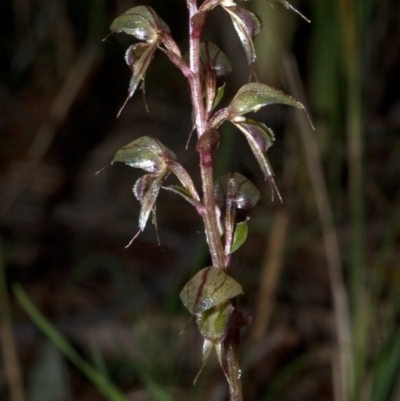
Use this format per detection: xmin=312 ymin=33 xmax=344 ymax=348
xmin=1 ymin=0 xmax=399 ymax=400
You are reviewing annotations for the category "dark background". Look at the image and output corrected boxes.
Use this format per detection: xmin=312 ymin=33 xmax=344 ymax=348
xmin=1 ymin=1 xmax=399 ymax=400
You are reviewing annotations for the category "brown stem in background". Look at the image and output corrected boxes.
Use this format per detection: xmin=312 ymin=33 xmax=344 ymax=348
xmin=283 ymin=55 xmax=352 ymax=401
xmin=251 ymin=209 xmax=290 ymax=342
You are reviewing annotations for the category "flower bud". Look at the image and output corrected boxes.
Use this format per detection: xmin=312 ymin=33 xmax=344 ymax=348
xmin=112 ymin=136 xmax=176 ymax=174
xmin=215 ymin=172 xmax=261 ymax=210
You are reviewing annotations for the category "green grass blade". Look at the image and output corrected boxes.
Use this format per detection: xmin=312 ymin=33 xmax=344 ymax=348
xmin=135 ymin=370 xmax=175 ymax=401
xmin=370 ymin=327 xmax=400 ymax=401
xmin=13 ymin=284 xmax=128 ymax=401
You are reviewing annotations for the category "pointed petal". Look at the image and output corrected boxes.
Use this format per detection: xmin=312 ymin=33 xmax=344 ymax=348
xmin=126 ymin=42 xmax=158 ymax=101
xmin=193 ymin=339 xmax=213 ymax=384
xmin=233 ymin=120 xmax=282 ymax=201
xmin=137 ymin=172 xmax=166 ymax=231
xmin=223 ymin=7 xmax=261 ymax=64
xmin=233 ymin=119 xmax=274 ymax=178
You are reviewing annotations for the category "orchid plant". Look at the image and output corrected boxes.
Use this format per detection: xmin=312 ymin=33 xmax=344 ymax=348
xmin=104 ymin=1 xmax=312 ymax=400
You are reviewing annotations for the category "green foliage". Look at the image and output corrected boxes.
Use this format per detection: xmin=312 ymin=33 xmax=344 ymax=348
xmin=230 ymin=220 xmax=249 ymax=254
xmin=13 ymin=285 xmax=129 ymax=401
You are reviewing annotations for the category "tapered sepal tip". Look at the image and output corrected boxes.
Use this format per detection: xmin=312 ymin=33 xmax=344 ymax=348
xmin=193 ymin=301 xmax=233 ymax=384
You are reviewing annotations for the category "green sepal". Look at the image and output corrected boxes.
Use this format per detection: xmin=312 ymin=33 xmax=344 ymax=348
xmin=109 ymin=6 xmax=170 ymax=43
xmin=180 ymin=266 xmax=243 ymax=316
xmin=112 ymin=136 xmax=176 ymax=174
xmin=228 ymin=82 xmax=306 ymax=120
xmin=193 ymin=301 xmax=233 ymax=385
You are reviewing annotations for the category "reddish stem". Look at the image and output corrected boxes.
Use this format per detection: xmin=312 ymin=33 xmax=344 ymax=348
xmin=186 ymin=2 xmax=244 ymax=401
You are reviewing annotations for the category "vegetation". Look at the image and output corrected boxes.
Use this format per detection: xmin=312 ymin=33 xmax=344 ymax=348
xmin=0 ymin=1 xmax=399 ymax=401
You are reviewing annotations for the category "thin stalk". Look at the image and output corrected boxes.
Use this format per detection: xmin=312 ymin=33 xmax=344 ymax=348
xmin=338 ymin=0 xmax=364 ymax=313
xmin=338 ymin=1 xmax=364 ymax=399
xmin=187 ymin=0 xmax=225 ymax=269
xmin=186 ymin=2 xmax=243 ymax=400
xmin=283 ymin=55 xmax=352 ymax=401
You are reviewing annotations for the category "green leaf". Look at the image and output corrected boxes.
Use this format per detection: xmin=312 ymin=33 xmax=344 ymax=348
xmin=180 ymin=266 xmax=243 ymax=315
xmin=213 ymin=82 xmax=226 ymax=109
xmin=222 ymin=6 xmax=261 ymax=64
xmin=227 ymin=82 xmax=305 ymax=119
xmin=230 ymin=219 xmax=249 ymax=254
xmin=215 ymin=172 xmax=261 ymax=210
xmin=110 ymin=6 xmax=170 ymax=43
xmin=112 ymin=136 xmax=176 ymax=174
